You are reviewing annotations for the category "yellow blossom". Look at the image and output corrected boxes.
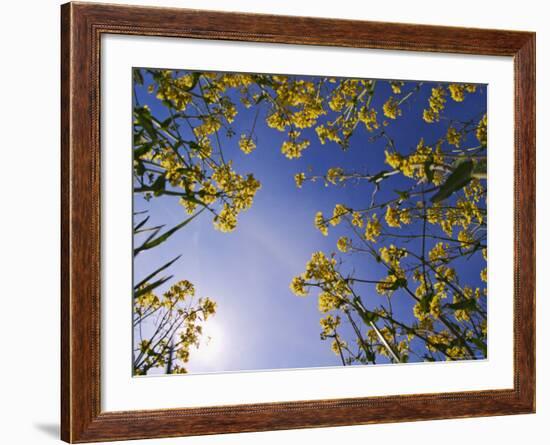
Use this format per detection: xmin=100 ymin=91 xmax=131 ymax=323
xmin=326 ymin=167 xmax=344 ymax=184
xmin=382 ymin=97 xmax=401 ymax=119
xmin=198 ymin=182 xmax=217 ymax=205
xmin=320 ymin=315 xmax=341 ymax=336
xmin=385 ymin=206 xmax=411 ymax=228
xmin=358 ymin=107 xmax=379 ymax=132
xmin=423 ymin=86 xmax=446 ymax=123
xmin=365 ymin=214 xmax=381 ymax=242
xmin=295 ymin=172 xmax=306 ymax=188
xmin=336 ymin=236 xmax=350 ymax=253
xmin=457 ymin=230 xmax=475 ymax=249
xmin=448 ymin=83 xmax=476 ymax=102
xmin=320 ymin=292 xmax=342 ymax=313
xmin=314 ymin=211 xmax=329 ymax=236
xmin=214 ymin=204 xmax=237 ymax=233
xmin=281 ymin=138 xmax=310 ymax=159
xmin=290 ymin=275 xmax=308 ymax=296
xmin=476 ymin=114 xmax=487 ymax=147
xmin=351 ymin=211 xmax=364 ymax=228
xmin=238 ymin=134 xmax=256 ymax=154
xmin=429 ymin=242 xmax=448 ymax=263
xmin=390 ymin=81 xmax=405 ymax=94
xmin=446 ymin=127 xmax=461 ymax=147
xmin=331 ymin=204 xmax=349 ymax=226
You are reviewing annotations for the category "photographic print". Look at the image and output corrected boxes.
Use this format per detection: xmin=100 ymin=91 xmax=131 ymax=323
xmin=132 ymin=68 xmax=488 ymax=376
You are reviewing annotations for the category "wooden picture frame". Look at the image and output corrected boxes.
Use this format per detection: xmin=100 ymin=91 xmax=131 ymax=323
xmin=61 ymin=2 xmax=535 ymax=442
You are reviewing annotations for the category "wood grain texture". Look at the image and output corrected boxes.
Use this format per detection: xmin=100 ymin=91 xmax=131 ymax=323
xmin=60 ymin=2 xmax=536 ymax=442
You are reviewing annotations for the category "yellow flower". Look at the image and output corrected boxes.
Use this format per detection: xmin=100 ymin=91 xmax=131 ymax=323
xmin=319 ymin=292 xmax=341 ymax=313
xmin=423 ymin=86 xmax=446 ymax=123
xmin=214 ymin=204 xmax=238 ymax=233
xmin=448 ymin=84 xmax=465 ymax=102
xmin=281 ymin=138 xmax=310 ymax=159
xmin=385 ymin=206 xmax=410 ymax=228
xmin=294 ymin=172 xmax=306 ymax=188
xmin=238 ymin=134 xmax=256 ymax=154
xmin=365 ymin=214 xmax=381 ymax=242
xmin=330 ymin=338 xmax=347 ymax=355
xmin=200 ymin=297 xmax=217 ymax=319
xmin=378 ymin=244 xmax=408 ymax=267
xmin=429 ymin=242 xmax=448 ymax=263
xmin=446 ymin=127 xmax=461 ymax=147
xmin=314 ymin=211 xmax=329 ymax=236
xmin=326 ymin=167 xmax=344 ymax=185
xmin=384 ymin=151 xmax=403 ymax=170
xmin=331 ymin=204 xmax=349 ymax=226
xmin=320 ymin=315 xmax=340 ymax=336
xmin=429 ymin=294 xmax=443 ymax=319
xmin=198 ymin=182 xmax=217 ymax=205
xmin=290 ymin=275 xmax=308 ymax=296
xmin=328 ymin=92 xmax=346 ymax=111
xmin=448 ymin=83 xmax=476 ymax=102
xmin=382 ymin=97 xmax=401 ymax=119
xmin=178 ymin=194 xmax=199 ymax=215
xmin=194 ymin=116 xmax=221 ymax=139
xmin=315 ymin=124 xmax=341 ymax=145
xmin=358 ymin=107 xmax=379 ymax=132
xmin=336 ymin=236 xmax=350 ymax=253
xmin=266 ymin=112 xmax=287 ymax=131
xmin=457 ymin=230 xmax=475 ymax=249
xmin=390 ymin=81 xmax=405 ymax=94
xmin=351 ymin=211 xmax=364 ymax=228
xmin=476 ymin=114 xmax=487 ymax=147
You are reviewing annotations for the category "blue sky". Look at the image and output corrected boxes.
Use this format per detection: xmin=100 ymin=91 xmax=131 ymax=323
xmin=133 ymin=70 xmax=487 ymax=374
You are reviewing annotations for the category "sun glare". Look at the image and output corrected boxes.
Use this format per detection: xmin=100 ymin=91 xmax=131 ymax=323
xmin=189 ymin=320 xmax=225 ymax=367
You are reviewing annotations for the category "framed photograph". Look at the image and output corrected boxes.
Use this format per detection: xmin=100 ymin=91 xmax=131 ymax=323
xmin=61 ymin=2 xmax=535 ymax=442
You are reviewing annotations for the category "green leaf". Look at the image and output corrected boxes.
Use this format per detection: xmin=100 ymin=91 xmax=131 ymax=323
xmin=359 ymin=310 xmax=379 ymax=324
xmin=134 ymin=224 xmax=163 ymax=235
xmin=394 ymin=189 xmax=410 ymax=201
xmin=134 ymin=107 xmax=158 ymax=141
xmin=133 ymin=209 xmax=204 ymax=255
xmin=446 ymin=298 xmax=477 ymax=312
xmin=472 ymin=158 xmax=487 ymax=179
xmin=188 ymin=72 xmax=201 ymax=91
xmin=430 ymin=160 xmax=474 ymax=203
xmin=255 ymin=94 xmax=266 ymax=105
xmin=394 ymin=277 xmax=408 ymax=290
xmin=133 ymin=216 xmax=150 ymax=232
xmin=419 ymin=291 xmax=433 ymax=313
xmin=134 ymin=276 xmax=173 ymax=299
xmin=134 ymin=255 xmax=182 ymax=292
xmin=133 ymin=143 xmax=153 ymax=159
xmin=133 ymin=68 xmax=144 ymax=85
xmin=424 ymin=160 xmax=434 ymax=183
xmin=134 ymin=160 xmax=145 ymax=177
xmin=136 ymin=226 xmax=162 ymax=254
xmin=471 ymin=338 xmax=488 ymax=356
xmin=150 ymin=174 xmax=166 ymax=196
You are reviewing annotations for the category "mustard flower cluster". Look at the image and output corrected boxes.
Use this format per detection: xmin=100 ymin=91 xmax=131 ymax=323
xmin=423 ymin=86 xmax=447 ymax=123
xmin=384 ymin=139 xmax=445 ymax=185
xmin=477 ymin=114 xmax=487 ymax=147
xmin=133 ymin=279 xmax=216 ymax=375
xmin=448 ymin=83 xmax=476 ymax=102
xmin=289 ymin=251 xmax=352 ymax=315
xmin=382 ymin=97 xmax=402 ymax=120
